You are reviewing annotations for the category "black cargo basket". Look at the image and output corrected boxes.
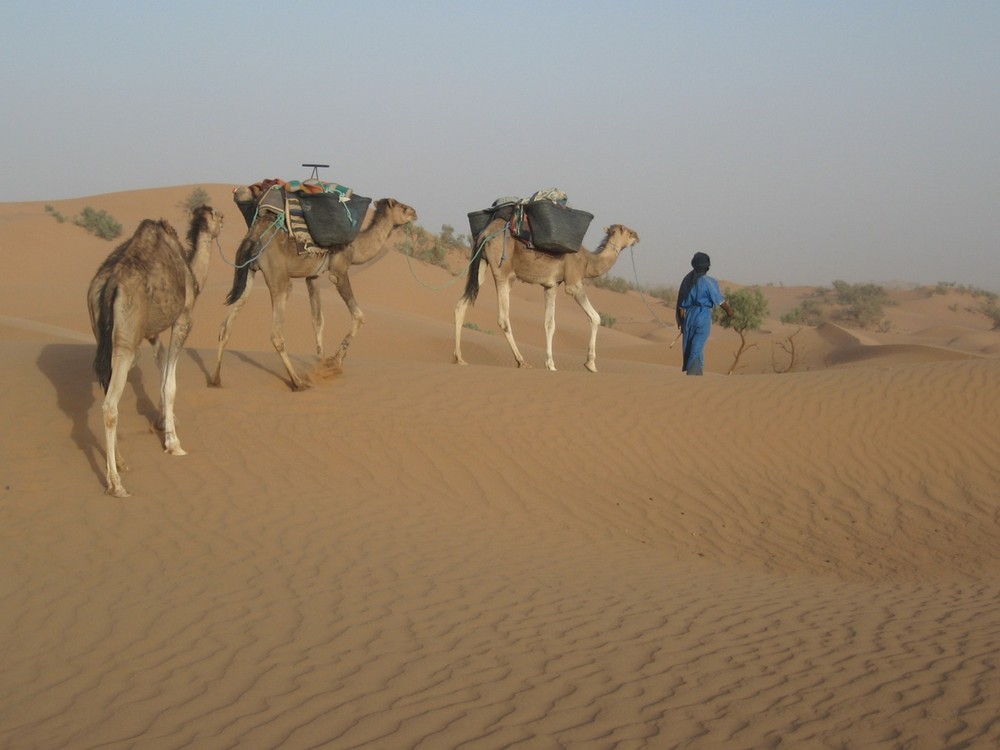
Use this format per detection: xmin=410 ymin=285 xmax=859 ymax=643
xmin=468 ymin=203 xmax=516 ymax=242
xmin=297 ymin=192 xmax=372 ymax=246
xmin=523 ymin=201 xmax=593 ymax=253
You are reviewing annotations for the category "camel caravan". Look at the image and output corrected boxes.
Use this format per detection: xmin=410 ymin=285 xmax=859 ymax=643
xmin=87 ymin=176 xmax=637 ymax=495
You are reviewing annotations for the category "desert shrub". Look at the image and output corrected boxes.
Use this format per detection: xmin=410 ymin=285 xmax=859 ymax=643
xmin=781 ymin=298 xmax=827 ymax=326
xmin=44 ymin=205 xmax=66 ymax=223
xmin=981 ymin=299 xmax=1000 ymax=330
xmin=463 ymin=322 xmax=492 ymax=333
xmin=829 ymin=280 xmax=890 ymax=329
xmin=599 ymin=312 xmax=616 ymax=328
xmin=646 ymin=285 xmax=677 ymax=304
xmin=438 ymin=224 xmax=469 ymax=248
xmin=715 ymin=286 xmax=768 ymax=374
xmin=74 ymin=207 xmax=122 ymax=240
xmin=591 ymin=275 xmax=633 ymax=294
xmin=179 ymin=187 xmax=211 ymax=216
xmin=397 ymin=223 xmax=467 ymax=271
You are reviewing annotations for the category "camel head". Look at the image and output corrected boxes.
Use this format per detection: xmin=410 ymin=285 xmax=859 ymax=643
xmin=373 ymin=197 xmax=418 ymax=228
xmin=604 ymin=224 xmax=639 ymax=248
xmin=188 ymin=205 xmax=224 ymax=244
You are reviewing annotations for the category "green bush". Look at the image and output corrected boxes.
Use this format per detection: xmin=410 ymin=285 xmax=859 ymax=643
xmin=599 ymin=312 xmax=616 ymax=328
xmin=74 ymin=207 xmax=122 ymax=240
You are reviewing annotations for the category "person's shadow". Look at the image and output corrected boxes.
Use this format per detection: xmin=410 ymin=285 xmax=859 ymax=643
xmin=37 ymin=344 xmax=159 ymax=486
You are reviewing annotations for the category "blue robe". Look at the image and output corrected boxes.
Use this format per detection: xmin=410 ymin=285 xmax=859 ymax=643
xmin=678 ymin=274 xmax=725 ymax=375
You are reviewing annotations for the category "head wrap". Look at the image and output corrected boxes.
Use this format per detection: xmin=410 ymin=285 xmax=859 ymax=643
xmin=691 ymin=252 xmax=711 ymax=273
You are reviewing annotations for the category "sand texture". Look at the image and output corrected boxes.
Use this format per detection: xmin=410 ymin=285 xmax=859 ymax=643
xmin=1 ymin=186 xmax=998 ymax=749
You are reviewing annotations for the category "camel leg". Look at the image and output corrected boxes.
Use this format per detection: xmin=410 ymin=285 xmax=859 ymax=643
xmin=159 ymin=315 xmax=192 ymax=456
xmin=543 ymin=285 xmax=558 ymax=371
xmin=328 ymin=273 xmax=364 ymax=369
xmin=102 ymin=347 xmax=135 ymax=498
xmin=268 ymin=279 xmax=311 ymax=390
xmin=496 ymin=279 xmax=528 ymax=368
xmin=454 ymin=295 xmax=471 ymax=365
xmin=209 ymin=273 xmax=255 ymax=387
xmin=454 ymin=259 xmax=488 ymax=365
xmin=568 ymin=286 xmax=601 ymax=373
xmin=305 ymin=276 xmax=324 ymax=357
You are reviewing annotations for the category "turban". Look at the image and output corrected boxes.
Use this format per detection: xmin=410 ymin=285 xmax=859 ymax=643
xmin=691 ymin=252 xmax=711 ymax=273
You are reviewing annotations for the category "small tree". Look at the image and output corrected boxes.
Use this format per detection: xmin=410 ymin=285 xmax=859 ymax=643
xmin=772 ymin=328 xmax=805 ymax=373
xmin=715 ymin=286 xmax=768 ymax=374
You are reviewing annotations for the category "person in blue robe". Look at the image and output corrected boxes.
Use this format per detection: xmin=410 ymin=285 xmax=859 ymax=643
xmin=675 ymin=252 xmax=733 ymax=375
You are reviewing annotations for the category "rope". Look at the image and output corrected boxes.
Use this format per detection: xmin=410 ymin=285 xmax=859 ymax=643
xmin=403 ymin=224 xmax=507 ymax=291
xmin=215 ymin=213 xmax=285 ymax=269
xmin=628 ymin=245 xmax=674 ymax=328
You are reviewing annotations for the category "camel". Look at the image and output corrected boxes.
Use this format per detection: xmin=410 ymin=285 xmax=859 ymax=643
xmin=210 ymin=196 xmax=417 ymax=390
xmin=87 ymin=205 xmax=224 ymax=497
xmin=454 ymin=221 xmax=640 ymax=372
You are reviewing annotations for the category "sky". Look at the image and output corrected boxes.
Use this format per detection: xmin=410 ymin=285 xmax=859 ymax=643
xmin=2 ymin=1 xmax=998 ymax=289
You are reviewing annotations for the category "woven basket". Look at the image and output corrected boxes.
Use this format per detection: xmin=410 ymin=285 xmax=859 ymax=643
xmin=523 ymin=201 xmax=593 ymax=253
xmin=467 ymin=203 xmax=516 ymax=242
xmin=297 ymin=193 xmax=372 ymax=246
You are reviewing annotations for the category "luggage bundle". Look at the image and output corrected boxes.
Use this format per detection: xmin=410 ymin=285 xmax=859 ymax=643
xmin=467 ymin=189 xmax=593 ymax=254
xmin=233 ymin=178 xmax=371 ymax=248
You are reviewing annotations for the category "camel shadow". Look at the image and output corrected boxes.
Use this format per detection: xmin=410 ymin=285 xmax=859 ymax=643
xmin=188 ymin=347 xmax=315 ymax=389
xmin=37 ymin=343 xmax=160 ymax=482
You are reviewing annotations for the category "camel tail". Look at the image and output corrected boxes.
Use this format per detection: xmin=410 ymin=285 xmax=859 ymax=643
xmin=225 ymin=235 xmax=257 ymax=305
xmin=93 ymin=280 xmax=117 ymax=393
xmin=461 ymin=247 xmax=483 ymax=305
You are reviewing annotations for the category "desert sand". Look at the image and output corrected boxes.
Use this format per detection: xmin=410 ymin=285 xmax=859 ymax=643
xmin=1 ymin=185 xmax=997 ymax=749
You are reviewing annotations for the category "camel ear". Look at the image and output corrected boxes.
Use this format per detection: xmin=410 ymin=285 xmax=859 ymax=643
xmin=386 ymin=198 xmax=398 ymax=208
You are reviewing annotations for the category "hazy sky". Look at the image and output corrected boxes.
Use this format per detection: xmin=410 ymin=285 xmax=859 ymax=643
xmin=3 ymin=1 xmax=998 ymax=289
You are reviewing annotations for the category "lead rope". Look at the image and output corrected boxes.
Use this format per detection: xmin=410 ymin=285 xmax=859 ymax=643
xmin=404 ymin=223 xmax=508 ymax=291
xmin=628 ymin=244 xmax=674 ymax=328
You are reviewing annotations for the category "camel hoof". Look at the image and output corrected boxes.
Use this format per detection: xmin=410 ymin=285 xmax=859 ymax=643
xmin=106 ymin=486 xmax=131 ymax=498
xmin=585 ymin=361 xmax=598 ymax=373
xmin=207 ymin=376 xmax=222 ymax=388
xmin=454 ymin=357 xmax=468 ymax=366
xmin=165 ymin=445 xmax=187 ymax=456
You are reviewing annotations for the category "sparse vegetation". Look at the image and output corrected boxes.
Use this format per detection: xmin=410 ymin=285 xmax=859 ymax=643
xmin=715 ymin=286 xmax=768 ymax=374
xmin=74 ymin=207 xmax=122 ymax=240
xmin=590 ymin=274 xmax=677 ymax=305
xmin=179 ymin=187 xmax=211 ymax=216
xmin=397 ymin=223 xmax=469 ymax=272
xmin=981 ymin=298 xmax=1000 ymax=330
xmin=599 ymin=312 xmax=616 ymax=328
xmin=462 ymin=322 xmax=493 ymax=334
xmin=781 ymin=280 xmax=890 ymax=330
xmin=44 ymin=205 xmax=66 ymax=223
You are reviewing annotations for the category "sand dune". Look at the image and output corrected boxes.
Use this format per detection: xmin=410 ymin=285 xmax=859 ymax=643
xmin=1 ymin=186 xmax=998 ymax=749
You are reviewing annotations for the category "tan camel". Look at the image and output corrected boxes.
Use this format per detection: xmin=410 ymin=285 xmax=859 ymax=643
xmin=454 ymin=221 xmax=640 ymax=372
xmin=210 ymin=196 xmax=417 ymax=390
xmin=87 ymin=205 xmax=224 ymax=497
